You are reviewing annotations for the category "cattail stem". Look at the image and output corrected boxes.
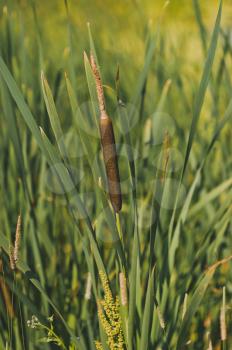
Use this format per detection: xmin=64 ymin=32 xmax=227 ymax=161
xmin=84 ymin=272 xmax=92 ymax=301
xmin=90 ymin=53 xmax=122 ymax=212
xmin=206 ymin=332 xmax=213 ymax=350
xmin=119 ymin=272 xmax=127 ymax=306
xmin=220 ymin=286 xmax=227 ymax=343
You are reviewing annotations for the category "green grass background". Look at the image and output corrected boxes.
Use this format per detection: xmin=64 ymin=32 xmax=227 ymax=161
xmin=0 ymin=1 xmax=231 ymax=349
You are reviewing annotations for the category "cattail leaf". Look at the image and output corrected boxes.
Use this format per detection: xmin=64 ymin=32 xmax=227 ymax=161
xmin=187 ymin=199 xmax=232 ymax=274
xmin=169 ymin=90 xmax=232 ymax=271
xmin=30 ymin=0 xmax=44 ymax=70
xmin=83 ymin=51 xmax=99 ymax=131
xmin=0 ymin=56 xmax=107 ymax=278
xmin=0 ymin=230 xmax=78 ymax=344
xmin=130 ymin=29 xmax=157 ymax=110
xmin=207 ymin=207 xmax=231 ymax=262
xmin=40 ymin=127 xmax=107 ymax=272
xmin=168 ymin=0 xmax=222 ymax=270
xmin=128 ymin=227 xmax=139 ymax=350
xmin=4 ymin=275 xmax=46 ymax=323
xmin=176 ymin=256 xmax=232 ymax=350
xmin=41 ymin=72 xmax=68 ymax=160
xmin=181 ymin=0 xmax=222 ymax=179
xmin=0 ymin=78 xmax=31 ymax=201
xmin=156 ymin=79 xmax=172 ymax=113
xmin=193 ymin=0 xmax=207 ymax=53
xmin=65 ymin=73 xmax=99 ymax=173
xmin=0 ymin=56 xmax=46 ymax=153
xmin=87 ymin=23 xmax=100 ymax=77
xmin=189 ymin=177 xmax=232 ymax=217
xmin=140 ymin=268 xmax=155 ymax=350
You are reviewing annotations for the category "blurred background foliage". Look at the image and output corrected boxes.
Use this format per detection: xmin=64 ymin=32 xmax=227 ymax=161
xmin=0 ymin=0 xmax=232 ymax=349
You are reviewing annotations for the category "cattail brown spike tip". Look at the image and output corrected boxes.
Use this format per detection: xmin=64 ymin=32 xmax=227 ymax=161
xmin=90 ymin=53 xmax=122 ymax=213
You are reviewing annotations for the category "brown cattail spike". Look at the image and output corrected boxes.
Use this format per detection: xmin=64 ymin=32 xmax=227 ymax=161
xmin=90 ymin=53 xmax=122 ymax=212
xmin=100 ymin=113 xmax=122 ymax=212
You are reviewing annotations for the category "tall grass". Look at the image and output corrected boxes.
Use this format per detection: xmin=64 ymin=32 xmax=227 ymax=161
xmin=0 ymin=1 xmax=232 ymax=349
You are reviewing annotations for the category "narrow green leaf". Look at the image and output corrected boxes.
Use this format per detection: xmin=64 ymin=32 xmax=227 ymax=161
xmin=182 ymin=1 xmax=222 ymax=178
xmin=176 ymin=255 xmax=232 ymax=349
xmin=140 ymin=268 xmax=155 ymax=350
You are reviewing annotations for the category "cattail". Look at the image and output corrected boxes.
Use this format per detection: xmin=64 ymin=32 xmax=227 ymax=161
xmin=90 ymin=53 xmax=122 ymax=213
xmin=14 ymin=214 xmax=21 ymax=264
xmin=84 ymin=272 xmax=92 ymax=301
xmin=119 ymin=272 xmax=127 ymax=306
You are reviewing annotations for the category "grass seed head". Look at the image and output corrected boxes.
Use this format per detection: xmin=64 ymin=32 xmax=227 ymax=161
xmin=14 ymin=214 xmax=21 ymax=264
